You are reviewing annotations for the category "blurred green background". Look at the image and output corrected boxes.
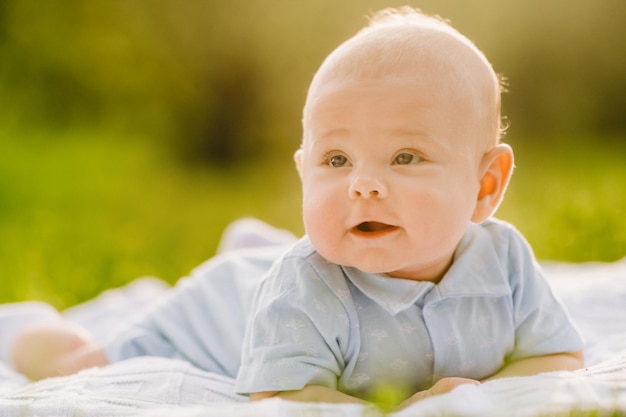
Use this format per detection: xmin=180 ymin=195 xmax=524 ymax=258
xmin=1 ymin=0 xmax=625 ymax=309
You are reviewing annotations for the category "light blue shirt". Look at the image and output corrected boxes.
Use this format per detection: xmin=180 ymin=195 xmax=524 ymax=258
xmin=235 ymin=219 xmax=583 ymax=402
xmin=104 ymin=245 xmax=290 ymax=379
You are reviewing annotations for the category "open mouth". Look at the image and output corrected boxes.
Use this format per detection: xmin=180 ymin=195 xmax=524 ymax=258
xmin=354 ymin=221 xmax=397 ymax=233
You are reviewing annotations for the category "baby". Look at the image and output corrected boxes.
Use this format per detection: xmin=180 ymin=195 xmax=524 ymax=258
xmin=9 ymin=6 xmax=583 ymax=410
xmin=235 ymin=6 xmax=583 ymax=408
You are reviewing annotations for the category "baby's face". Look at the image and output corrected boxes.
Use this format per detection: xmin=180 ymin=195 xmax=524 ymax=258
xmin=297 ymin=73 xmax=490 ymax=282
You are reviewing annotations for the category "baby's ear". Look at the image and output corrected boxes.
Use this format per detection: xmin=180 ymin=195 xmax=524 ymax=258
xmin=294 ymin=148 xmax=304 ymax=179
xmin=472 ymin=144 xmax=514 ymax=222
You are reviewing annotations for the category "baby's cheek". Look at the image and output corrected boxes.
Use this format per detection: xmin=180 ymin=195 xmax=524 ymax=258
xmin=303 ymin=206 xmax=343 ymax=260
xmin=302 ymin=184 xmax=341 ymax=224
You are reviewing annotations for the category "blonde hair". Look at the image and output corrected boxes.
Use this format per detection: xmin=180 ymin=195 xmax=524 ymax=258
xmin=305 ymin=7 xmax=506 ymax=145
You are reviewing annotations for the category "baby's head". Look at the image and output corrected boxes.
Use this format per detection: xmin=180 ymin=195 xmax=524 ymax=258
xmin=295 ymin=7 xmax=514 ymax=282
xmin=304 ymin=8 xmax=505 ymax=150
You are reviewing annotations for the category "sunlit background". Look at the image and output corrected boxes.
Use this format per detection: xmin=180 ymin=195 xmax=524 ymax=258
xmin=1 ymin=0 xmax=625 ymax=308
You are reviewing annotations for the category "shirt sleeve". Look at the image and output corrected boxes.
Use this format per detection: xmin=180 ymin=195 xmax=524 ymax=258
xmin=505 ymin=226 xmax=584 ymax=361
xmin=235 ymin=255 xmax=351 ymax=394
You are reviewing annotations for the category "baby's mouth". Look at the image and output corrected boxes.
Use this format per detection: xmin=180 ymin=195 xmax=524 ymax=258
xmin=354 ymin=221 xmax=397 ymax=233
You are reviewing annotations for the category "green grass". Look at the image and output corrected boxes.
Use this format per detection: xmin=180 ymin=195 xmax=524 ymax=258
xmin=1 ymin=129 xmax=625 ymax=309
xmin=0 ymin=129 xmax=302 ymax=308
xmin=497 ymin=134 xmax=626 ymax=262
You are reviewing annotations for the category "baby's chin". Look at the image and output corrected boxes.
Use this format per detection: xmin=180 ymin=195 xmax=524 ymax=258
xmin=342 ymin=256 xmax=446 ymax=282
xmin=310 ymin=237 xmax=406 ymax=276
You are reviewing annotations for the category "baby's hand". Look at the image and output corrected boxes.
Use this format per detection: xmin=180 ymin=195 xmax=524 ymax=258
xmin=396 ymin=377 xmax=480 ymax=410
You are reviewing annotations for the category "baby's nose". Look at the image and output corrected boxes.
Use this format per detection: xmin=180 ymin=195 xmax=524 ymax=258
xmin=348 ymin=175 xmax=388 ymax=200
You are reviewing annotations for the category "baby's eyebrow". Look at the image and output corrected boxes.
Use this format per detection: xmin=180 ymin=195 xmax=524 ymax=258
xmin=389 ymin=128 xmax=430 ymax=138
xmin=390 ymin=128 xmax=452 ymax=149
xmin=314 ymin=127 xmax=350 ymax=141
xmin=308 ymin=127 xmax=449 ymax=152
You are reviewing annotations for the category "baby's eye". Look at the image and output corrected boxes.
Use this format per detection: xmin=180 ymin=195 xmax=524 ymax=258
xmin=328 ymin=154 xmax=350 ymax=168
xmin=393 ymin=152 xmax=420 ymax=165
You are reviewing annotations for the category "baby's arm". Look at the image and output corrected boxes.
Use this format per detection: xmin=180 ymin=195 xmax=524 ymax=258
xmin=251 ymin=352 xmax=582 ymax=409
xmin=398 ymin=351 xmax=582 ymax=408
xmin=11 ymin=320 xmax=108 ymax=381
xmin=488 ymin=224 xmax=585 ymax=382
xmin=252 ymin=353 xmax=584 ymax=408
xmin=395 ymin=377 xmax=481 ymax=410
xmin=251 ymin=386 xmax=366 ymax=405
xmin=251 ymin=377 xmax=480 ymax=410
xmin=482 ymin=350 xmax=584 ymax=382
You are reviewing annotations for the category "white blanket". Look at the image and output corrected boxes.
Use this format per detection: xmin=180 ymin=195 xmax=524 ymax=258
xmin=1 ymin=258 xmax=626 ymax=417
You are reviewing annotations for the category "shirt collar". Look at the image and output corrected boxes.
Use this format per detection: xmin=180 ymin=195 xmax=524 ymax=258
xmin=340 ymin=222 xmax=511 ymax=315
xmin=341 ymin=266 xmax=433 ymax=315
